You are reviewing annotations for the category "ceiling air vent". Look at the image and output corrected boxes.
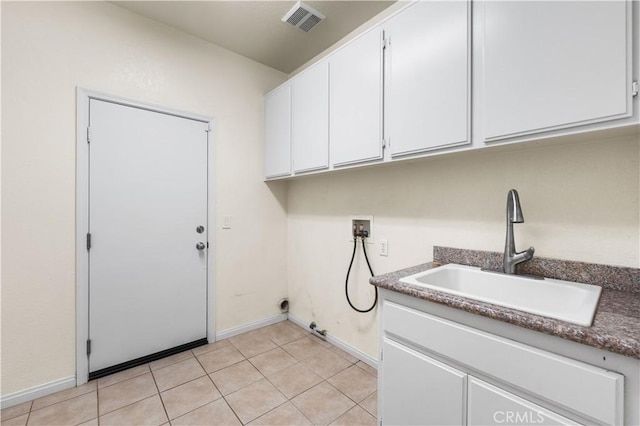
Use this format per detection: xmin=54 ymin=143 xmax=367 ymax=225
xmin=282 ymin=1 xmax=325 ymax=32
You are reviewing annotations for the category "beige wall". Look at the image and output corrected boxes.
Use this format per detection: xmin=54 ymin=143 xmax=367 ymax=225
xmin=1 ymin=1 xmax=287 ymax=396
xmin=287 ymin=135 xmax=640 ymax=359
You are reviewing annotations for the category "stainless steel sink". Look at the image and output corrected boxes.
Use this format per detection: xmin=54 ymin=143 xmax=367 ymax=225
xmin=400 ymin=264 xmax=602 ymax=326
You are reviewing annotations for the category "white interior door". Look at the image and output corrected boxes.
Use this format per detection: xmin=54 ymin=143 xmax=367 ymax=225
xmin=88 ymin=99 xmax=208 ymax=374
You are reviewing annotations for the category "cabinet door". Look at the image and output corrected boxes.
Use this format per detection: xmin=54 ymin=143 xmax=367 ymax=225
xmin=381 ymin=338 xmax=467 ymax=425
xmin=468 ymin=377 xmax=581 ymax=426
xmin=481 ymin=1 xmax=631 ymax=141
xmin=264 ymin=85 xmax=291 ymax=178
xmin=292 ymin=62 xmax=329 ymax=173
xmin=386 ymin=1 xmax=469 ymax=157
xmin=330 ymin=29 xmax=383 ymax=167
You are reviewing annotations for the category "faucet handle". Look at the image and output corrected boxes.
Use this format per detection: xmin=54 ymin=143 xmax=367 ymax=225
xmin=519 ymin=246 xmax=535 ymax=259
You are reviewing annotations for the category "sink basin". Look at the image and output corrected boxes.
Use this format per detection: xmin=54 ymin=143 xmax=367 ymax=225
xmin=399 ymin=264 xmax=602 ymax=327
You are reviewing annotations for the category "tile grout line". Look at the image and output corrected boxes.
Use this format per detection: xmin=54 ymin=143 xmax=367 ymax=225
xmin=151 ymin=359 xmax=208 ymax=394
xmin=25 ymin=400 xmax=33 ymax=426
xmin=159 ymin=359 xmax=244 ymax=423
xmin=358 ymin=399 xmax=377 ymax=419
xmin=245 ymin=326 xmax=284 ymax=424
xmin=262 ymin=325 xmax=357 ymax=425
xmin=192 ymin=348 xmax=244 ymax=425
xmin=27 ymin=383 xmax=97 ymax=413
xmin=224 ymin=326 xmax=312 ymax=424
xmin=96 ymin=382 xmax=100 ymax=426
xmin=260 ymin=368 xmax=316 ymax=425
xmin=220 ymin=392 xmax=245 ymax=425
xmin=283 ymin=338 xmax=374 ymax=424
xmin=205 ymin=348 xmax=259 ymax=425
xmin=95 ymin=387 xmax=169 ymax=422
xmin=95 ymin=368 xmax=157 ymax=415
xmin=325 ymin=380 xmax=358 ymax=424
xmin=147 ymin=364 xmax=170 ymax=424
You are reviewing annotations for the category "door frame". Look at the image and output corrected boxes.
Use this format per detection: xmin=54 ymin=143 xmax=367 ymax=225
xmin=75 ymin=88 xmax=216 ymax=386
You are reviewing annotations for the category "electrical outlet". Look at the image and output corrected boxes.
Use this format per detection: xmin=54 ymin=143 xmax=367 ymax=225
xmin=380 ymin=239 xmax=388 ymax=256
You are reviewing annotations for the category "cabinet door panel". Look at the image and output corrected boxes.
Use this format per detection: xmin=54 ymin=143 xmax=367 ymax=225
xmin=387 ymin=1 xmax=469 ymax=156
xmin=330 ymin=29 xmax=383 ymax=167
xmin=381 ymin=338 xmax=466 ymax=425
xmin=292 ymin=62 xmax=329 ymax=173
xmin=468 ymin=377 xmax=581 ymax=426
xmin=482 ymin=1 xmax=630 ymax=141
xmin=264 ymin=85 xmax=291 ymax=178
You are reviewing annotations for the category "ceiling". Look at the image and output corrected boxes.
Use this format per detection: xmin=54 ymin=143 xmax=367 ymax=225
xmin=112 ymin=1 xmax=396 ymax=74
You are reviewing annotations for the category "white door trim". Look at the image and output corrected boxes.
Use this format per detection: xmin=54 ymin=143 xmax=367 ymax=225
xmin=75 ymin=88 xmax=216 ymax=386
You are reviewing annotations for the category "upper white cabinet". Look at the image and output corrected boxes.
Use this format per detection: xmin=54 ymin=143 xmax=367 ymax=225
xmin=264 ymin=84 xmax=291 ymax=178
xmin=480 ymin=1 xmax=632 ymax=142
xmin=264 ymin=0 xmax=637 ymax=179
xmin=385 ymin=1 xmax=470 ymax=157
xmin=330 ymin=29 xmax=384 ymax=167
xmin=291 ymin=61 xmax=329 ymax=173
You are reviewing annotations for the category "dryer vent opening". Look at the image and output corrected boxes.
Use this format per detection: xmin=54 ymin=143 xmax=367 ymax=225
xmin=279 ymin=298 xmax=289 ymax=313
xmin=282 ymin=1 xmax=325 ymax=32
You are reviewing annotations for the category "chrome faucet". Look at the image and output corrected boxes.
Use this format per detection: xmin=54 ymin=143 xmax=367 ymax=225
xmin=503 ymin=189 xmax=534 ymax=274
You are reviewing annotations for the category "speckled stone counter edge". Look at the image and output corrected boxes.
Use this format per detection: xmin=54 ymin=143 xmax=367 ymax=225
xmin=369 ymin=248 xmax=640 ymax=360
xmin=434 ymin=246 xmax=639 ymax=293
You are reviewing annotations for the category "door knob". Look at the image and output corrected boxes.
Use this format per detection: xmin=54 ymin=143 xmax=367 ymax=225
xmin=196 ymin=242 xmax=206 ymax=251
xmin=196 ymin=225 xmax=205 ymax=234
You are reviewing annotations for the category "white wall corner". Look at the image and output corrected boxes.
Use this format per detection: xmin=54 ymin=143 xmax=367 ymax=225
xmin=216 ymin=313 xmax=288 ymax=340
xmin=288 ymin=313 xmax=378 ymax=370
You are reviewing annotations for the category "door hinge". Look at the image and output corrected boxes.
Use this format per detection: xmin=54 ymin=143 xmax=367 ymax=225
xmin=382 ymin=138 xmax=387 ymax=149
xmin=382 ymin=32 xmax=390 ymax=50
xmin=87 ymin=126 xmax=91 ymax=144
xmin=380 ymin=350 xmax=383 ymax=361
xmin=86 ymin=233 xmax=92 ymax=250
xmin=86 ymin=339 xmax=92 ymax=355
xmin=633 ymin=81 xmax=639 ymax=98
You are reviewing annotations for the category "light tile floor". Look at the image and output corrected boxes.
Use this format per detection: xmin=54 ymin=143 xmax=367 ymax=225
xmin=1 ymin=321 xmax=377 ymax=426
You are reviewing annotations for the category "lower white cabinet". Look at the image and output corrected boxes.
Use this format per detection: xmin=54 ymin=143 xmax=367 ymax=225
xmin=382 ymin=338 xmax=466 ymax=425
xmin=467 ymin=377 xmax=579 ymax=426
xmin=381 ymin=338 xmax=578 ymax=426
xmin=379 ymin=299 xmax=626 ymax=426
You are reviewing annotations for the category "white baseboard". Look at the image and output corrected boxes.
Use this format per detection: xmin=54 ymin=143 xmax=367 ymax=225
xmin=1 ymin=313 xmax=375 ymax=408
xmin=288 ymin=313 xmax=378 ymax=370
xmin=0 ymin=376 xmax=76 ymax=409
xmin=216 ymin=313 xmax=288 ymax=341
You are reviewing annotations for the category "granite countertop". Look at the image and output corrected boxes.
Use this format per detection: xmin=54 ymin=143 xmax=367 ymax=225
xmin=370 ymin=258 xmax=640 ymax=360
